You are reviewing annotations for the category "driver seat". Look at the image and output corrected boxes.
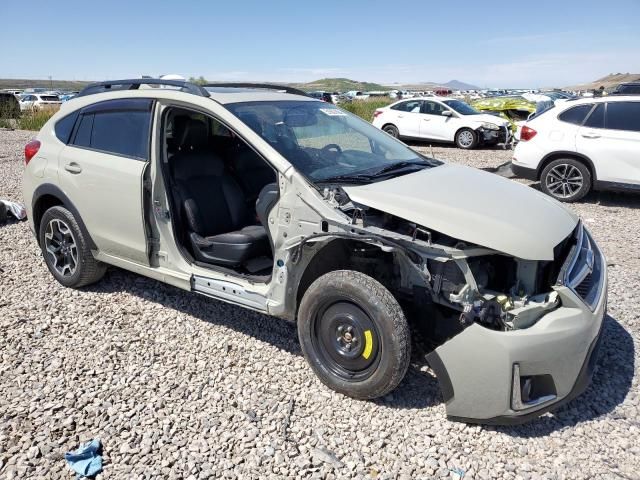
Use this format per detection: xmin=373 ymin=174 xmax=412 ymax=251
xmin=172 ymin=119 xmax=270 ymax=267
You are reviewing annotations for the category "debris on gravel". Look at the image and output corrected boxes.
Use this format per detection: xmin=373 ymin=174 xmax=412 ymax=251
xmin=1 ymin=130 xmax=639 ymax=479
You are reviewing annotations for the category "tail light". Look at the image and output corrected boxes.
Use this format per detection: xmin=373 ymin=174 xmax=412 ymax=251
xmin=520 ymin=126 xmax=537 ymax=141
xmin=24 ymin=139 xmax=41 ymax=165
xmin=372 ymin=110 xmax=383 ymax=120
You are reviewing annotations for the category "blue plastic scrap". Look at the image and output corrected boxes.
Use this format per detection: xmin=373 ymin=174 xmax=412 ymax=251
xmin=64 ymin=439 xmax=103 ymax=478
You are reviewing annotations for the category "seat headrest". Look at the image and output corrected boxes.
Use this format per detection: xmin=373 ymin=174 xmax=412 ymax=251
xmin=173 ymin=153 xmax=225 ymax=181
xmin=238 ymin=112 xmax=263 ymax=135
xmin=179 ymin=118 xmax=209 ymax=152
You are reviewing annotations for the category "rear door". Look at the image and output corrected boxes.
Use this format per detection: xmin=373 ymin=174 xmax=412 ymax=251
xmin=576 ymin=101 xmax=640 ymax=185
xmin=58 ymin=98 xmax=154 ymax=264
xmin=388 ymin=100 xmax=423 ymax=137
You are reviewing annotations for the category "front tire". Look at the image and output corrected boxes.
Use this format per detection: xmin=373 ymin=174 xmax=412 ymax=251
xmin=39 ymin=206 xmax=106 ymax=288
xmin=540 ymin=158 xmax=591 ymax=202
xmin=298 ymin=270 xmax=411 ymax=400
xmin=455 ymin=128 xmax=478 ymax=149
xmin=383 ymin=124 xmax=400 ymax=138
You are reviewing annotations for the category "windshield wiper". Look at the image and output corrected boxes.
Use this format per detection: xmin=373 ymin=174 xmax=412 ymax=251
xmin=367 ymin=160 xmax=429 ymax=178
xmin=315 ymin=173 xmax=373 ymax=184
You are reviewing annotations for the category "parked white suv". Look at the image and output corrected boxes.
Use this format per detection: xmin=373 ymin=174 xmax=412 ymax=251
xmin=372 ymin=97 xmax=511 ymax=149
xmin=19 ymin=93 xmax=62 ymax=111
xmin=512 ymin=96 xmax=640 ymax=202
xmin=23 ymin=79 xmax=606 ymax=424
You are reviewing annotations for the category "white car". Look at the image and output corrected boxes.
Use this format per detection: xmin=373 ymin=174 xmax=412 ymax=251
xmin=19 ymin=94 xmax=62 ymax=111
xmin=512 ymin=96 xmax=640 ymax=202
xmin=372 ymin=97 xmax=511 ymax=149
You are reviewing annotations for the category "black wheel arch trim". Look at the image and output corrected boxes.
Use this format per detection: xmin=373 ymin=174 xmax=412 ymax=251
xmin=32 ymin=183 xmax=98 ymax=250
xmin=539 ymin=151 xmax=598 ymax=182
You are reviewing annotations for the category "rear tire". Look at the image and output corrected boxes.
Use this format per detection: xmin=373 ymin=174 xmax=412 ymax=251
xmin=540 ymin=158 xmax=591 ymax=202
xmin=39 ymin=206 xmax=106 ymax=288
xmin=298 ymin=270 xmax=411 ymax=400
xmin=383 ymin=124 xmax=400 ymax=138
xmin=455 ymin=128 xmax=478 ymax=149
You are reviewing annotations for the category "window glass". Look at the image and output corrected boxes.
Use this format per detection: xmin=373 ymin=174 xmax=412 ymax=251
xmin=73 ymin=113 xmax=94 ymax=147
xmin=54 ymin=111 xmax=78 ymax=144
xmin=226 ymin=100 xmax=440 ymax=183
xmin=41 ymin=95 xmax=59 ymax=101
xmin=442 ymin=100 xmax=479 ymax=115
xmin=391 ymin=100 xmax=422 ymax=113
xmin=558 ymin=104 xmax=593 ymax=125
xmin=583 ymin=103 xmax=605 ymax=128
xmin=606 ymin=102 xmax=640 ymax=132
xmin=422 ymin=101 xmax=448 ymax=116
xmin=90 ymin=110 xmax=151 ymax=159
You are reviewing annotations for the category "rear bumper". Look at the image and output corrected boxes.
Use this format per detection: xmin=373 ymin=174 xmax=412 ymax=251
xmin=510 ymin=161 xmax=538 ymax=181
xmin=427 ymin=273 xmax=607 ymax=424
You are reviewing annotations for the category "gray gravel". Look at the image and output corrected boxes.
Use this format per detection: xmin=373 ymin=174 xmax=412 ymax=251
xmin=1 ymin=129 xmax=639 ymax=479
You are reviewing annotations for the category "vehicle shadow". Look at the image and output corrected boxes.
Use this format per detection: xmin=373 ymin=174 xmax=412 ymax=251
xmin=85 ymin=270 xmax=633 ymax=423
xmin=491 ymin=314 xmax=635 ymax=438
xmin=86 ymin=268 xmax=442 ymax=409
xmin=86 ymin=268 xmax=302 ymax=356
xmin=524 ymin=183 xmax=640 ymax=209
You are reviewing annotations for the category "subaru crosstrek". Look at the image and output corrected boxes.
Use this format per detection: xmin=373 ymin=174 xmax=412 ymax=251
xmin=23 ymin=79 xmax=607 ymax=424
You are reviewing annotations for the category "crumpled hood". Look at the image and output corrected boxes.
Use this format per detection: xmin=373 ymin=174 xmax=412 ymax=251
xmin=343 ymin=164 xmax=578 ymax=260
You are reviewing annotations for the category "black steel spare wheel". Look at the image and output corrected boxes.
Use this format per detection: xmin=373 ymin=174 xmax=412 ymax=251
xmin=298 ymin=270 xmax=410 ymax=399
xmin=314 ymin=301 xmax=380 ymax=380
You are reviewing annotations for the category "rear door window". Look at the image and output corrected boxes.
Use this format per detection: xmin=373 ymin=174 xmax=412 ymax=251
xmin=606 ymin=102 xmax=640 ymax=132
xmin=583 ymin=103 xmax=605 ymax=129
xmin=71 ymin=99 xmax=153 ymax=160
xmin=391 ymin=100 xmax=423 ymax=113
xmin=558 ymin=104 xmax=593 ymax=125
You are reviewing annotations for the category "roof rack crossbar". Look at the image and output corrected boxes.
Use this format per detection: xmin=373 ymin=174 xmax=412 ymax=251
xmin=78 ymin=79 xmax=210 ymax=98
xmin=203 ymin=82 xmax=309 ymax=97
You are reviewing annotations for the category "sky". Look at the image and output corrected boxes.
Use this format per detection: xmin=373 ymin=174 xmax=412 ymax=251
xmin=2 ymin=0 xmax=639 ymax=88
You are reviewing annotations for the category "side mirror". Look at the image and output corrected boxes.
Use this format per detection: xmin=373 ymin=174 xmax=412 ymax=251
xmin=442 ymin=110 xmax=453 ymax=117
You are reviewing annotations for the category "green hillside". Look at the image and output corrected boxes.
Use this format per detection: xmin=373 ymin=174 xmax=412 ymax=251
xmin=0 ymin=78 xmax=91 ymax=90
xmin=294 ymin=78 xmax=387 ymax=92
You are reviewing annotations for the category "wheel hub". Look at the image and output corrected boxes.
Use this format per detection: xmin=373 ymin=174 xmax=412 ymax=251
xmin=44 ymin=218 xmax=78 ymax=277
xmin=314 ymin=301 xmax=379 ymax=379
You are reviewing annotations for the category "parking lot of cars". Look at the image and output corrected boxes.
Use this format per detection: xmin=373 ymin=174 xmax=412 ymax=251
xmin=1 ymin=109 xmax=639 ymax=477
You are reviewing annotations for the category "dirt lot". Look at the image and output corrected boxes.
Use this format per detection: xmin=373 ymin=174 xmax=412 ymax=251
xmin=1 ymin=130 xmax=639 ymax=479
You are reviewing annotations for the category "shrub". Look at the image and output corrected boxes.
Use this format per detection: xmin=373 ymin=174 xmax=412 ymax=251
xmin=16 ymin=108 xmax=57 ymax=131
xmin=339 ymin=97 xmax=393 ymax=122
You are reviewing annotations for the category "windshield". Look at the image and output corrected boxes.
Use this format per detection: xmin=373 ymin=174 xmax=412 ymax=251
xmin=226 ymin=100 xmax=440 ymax=183
xmin=442 ymin=100 xmax=479 ymax=115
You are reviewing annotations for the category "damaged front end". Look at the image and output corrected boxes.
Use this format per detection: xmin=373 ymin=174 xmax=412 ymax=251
xmin=303 ymin=184 xmax=607 ymax=423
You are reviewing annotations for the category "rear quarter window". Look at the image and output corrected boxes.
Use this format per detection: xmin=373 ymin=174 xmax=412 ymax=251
xmin=557 ymin=104 xmax=593 ymax=125
xmin=54 ymin=111 xmax=79 ymax=143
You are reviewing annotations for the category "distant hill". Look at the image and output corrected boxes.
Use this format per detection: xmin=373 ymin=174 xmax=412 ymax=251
xmin=0 ymin=78 xmax=91 ymax=90
xmin=444 ymin=79 xmax=480 ymax=90
xmin=566 ymin=73 xmax=640 ymax=90
xmin=293 ymin=78 xmax=387 ymax=92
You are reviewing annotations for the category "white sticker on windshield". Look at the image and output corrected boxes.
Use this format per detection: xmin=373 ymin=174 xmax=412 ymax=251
xmin=319 ymin=108 xmax=347 ymax=116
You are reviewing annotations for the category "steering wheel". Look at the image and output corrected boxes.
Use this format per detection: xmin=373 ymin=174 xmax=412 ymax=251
xmin=321 ymin=144 xmax=343 ymax=157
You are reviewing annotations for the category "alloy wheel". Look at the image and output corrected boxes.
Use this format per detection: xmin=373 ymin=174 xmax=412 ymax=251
xmin=545 ymin=164 xmax=584 ymax=199
xmin=44 ymin=218 xmax=78 ymax=276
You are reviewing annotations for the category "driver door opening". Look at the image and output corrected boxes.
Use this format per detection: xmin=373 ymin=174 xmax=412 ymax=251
xmin=161 ymin=107 xmax=278 ymax=279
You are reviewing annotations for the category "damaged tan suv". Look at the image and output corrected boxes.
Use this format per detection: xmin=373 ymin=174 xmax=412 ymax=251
xmin=23 ymin=79 xmax=607 ymax=424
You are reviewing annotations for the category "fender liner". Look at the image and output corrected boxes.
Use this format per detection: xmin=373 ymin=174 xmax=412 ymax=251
xmin=32 ymin=183 xmax=98 ymax=250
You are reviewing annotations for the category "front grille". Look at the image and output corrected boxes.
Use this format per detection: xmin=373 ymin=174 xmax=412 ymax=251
xmin=563 ymin=223 xmax=604 ymax=311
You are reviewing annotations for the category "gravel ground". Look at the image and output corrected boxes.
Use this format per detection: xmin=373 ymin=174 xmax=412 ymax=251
xmin=1 ymin=129 xmax=639 ymax=479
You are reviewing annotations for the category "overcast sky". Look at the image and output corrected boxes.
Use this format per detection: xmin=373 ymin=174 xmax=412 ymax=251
xmin=2 ymin=0 xmax=639 ymax=88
